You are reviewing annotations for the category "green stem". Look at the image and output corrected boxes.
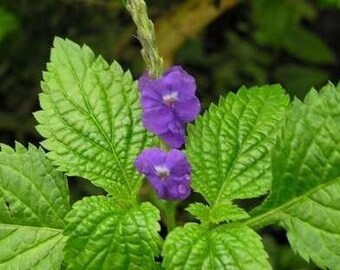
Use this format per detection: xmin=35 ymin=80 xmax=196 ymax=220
xmin=163 ymin=201 xmax=177 ymax=231
xmin=125 ymin=0 xmax=163 ymax=78
xmin=149 ymin=190 xmax=178 ymax=232
xmin=244 ymin=212 xmax=279 ymax=231
xmin=159 ymin=139 xmax=170 ymax=151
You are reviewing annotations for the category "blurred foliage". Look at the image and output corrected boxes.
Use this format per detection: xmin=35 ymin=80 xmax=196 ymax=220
xmin=317 ymin=0 xmax=340 ymax=8
xmin=263 ymin=234 xmax=318 ymax=270
xmin=176 ymin=0 xmax=340 ymax=104
xmin=0 ymin=6 xmax=18 ymax=42
xmin=0 ymin=0 xmax=339 ymax=268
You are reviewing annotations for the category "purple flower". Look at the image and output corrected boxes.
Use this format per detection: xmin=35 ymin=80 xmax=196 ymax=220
xmin=135 ymin=148 xmax=191 ymax=200
xmin=138 ymin=66 xmax=201 ymax=148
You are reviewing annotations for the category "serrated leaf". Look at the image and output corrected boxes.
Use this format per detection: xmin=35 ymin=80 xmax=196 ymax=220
xmin=250 ymin=83 xmax=340 ymax=269
xmin=0 ymin=143 xmax=70 ymax=269
xmin=0 ymin=225 xmax=65 ymax=270
xmin=209 ymin=202 xmax=249 ymax=223
xmin=282 ymin=180 xmax=340 ymax=269
xmin=186 ymin=85 xmax=289 ymax=206
xmin=187 ymin=202 xmax=249 ymax=224
xmin=0 ymin=143 xmax=70 ymax=228
xmin=64 ymin=196 xmax=161 ymax=270
xmin=162 ymin=223 xmax=271 ymax=270
xmin=35 ymin=37 xmax=156 ymax=199
xmin=186 ymin=203 xmax=211 ymax=223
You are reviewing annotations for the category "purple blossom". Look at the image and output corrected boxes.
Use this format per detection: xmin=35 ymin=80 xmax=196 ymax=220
xmin=138 ymin=66 xmax=201 ymax=148
xmin=135 ymin=148 xmax=191 ymax=200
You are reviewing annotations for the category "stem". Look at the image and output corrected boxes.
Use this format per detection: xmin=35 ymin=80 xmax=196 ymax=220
xmin=163 ymin=201 xmax=177 ymax=231
xmin=125 ymin=0 xmax=164 ymax=78
xmin=159 ymin=139 xmax=170 ymax=151
xmin=149 ymin=190 xmax=178 ymax=232
xmin=243 ymin=211 xmax=280 ymax=231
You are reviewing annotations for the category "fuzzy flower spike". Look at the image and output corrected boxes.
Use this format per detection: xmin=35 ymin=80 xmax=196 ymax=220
xmin=135 ymin=148 xmax=191 ymax=200
xmin=138 ymin=66 xmax=201 ymax=148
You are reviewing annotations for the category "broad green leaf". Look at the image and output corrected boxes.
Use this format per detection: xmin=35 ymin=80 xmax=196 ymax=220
xmin=64 ymin=196 xmax=161 ymax=270
xmin=0 ymin=225 xmax=65 ymax=270
xmin=186 ymin=202 xmax=249 ymax=225
xmin=162 ymin=223 xmax=271 ymax=270
xmin=186 ymin=85 xmax=289 ymax=205
xmin=283 ymin=27 xmax=335 ymax=64
xmin=0 ymin=143 xmax=70 ymax=228
xmin=0 ymin=143 xmax=70 ymax=269
xmin=35 ymin=37 xmax=156 ymax=199
xmin=282 ymin=180 xmax=340 ymax=269
xmin=250 ymin=83 xmax=340 ymax=269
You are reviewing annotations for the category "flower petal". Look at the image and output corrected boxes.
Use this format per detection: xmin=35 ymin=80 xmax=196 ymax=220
xmin=163 ymin=66 xmax=197 ymax=98
xmin=160 ymin=129 xmax=186 ymax=148
xmin=166 ymin=181 xmax=191 ymax=200
xmin=174 ymin=96 xmax=201 ymax=122
xmin=177 ymin=183 xmax=191 ymax=198
xmin=141 ymin=94 xmax=163 ymax=110
xmin=167 ymin=118 xmax=184 ymax=133
xmin=135 ymin=147 xmax=192 ymax=201
xmin=134 ymin=148 xmax=166 ymax=175
xmin=148 ymin=175 xmax=167 ymax=199
xmin=165 ymin=150 xmax=191 ymax=177
xmin=138 ymin=72 xmax=158 ymax=93
xmin=142 ymin=107 xmax=173 ymax=134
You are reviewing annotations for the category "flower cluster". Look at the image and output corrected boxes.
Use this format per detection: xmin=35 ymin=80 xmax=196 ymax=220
xmin=135 ymin=66 xmax=200 ymax=200
xmin=138 ymin=66 xmax=200 ymax=148
xmin=135 ymin=148 xmax=191 ymax=200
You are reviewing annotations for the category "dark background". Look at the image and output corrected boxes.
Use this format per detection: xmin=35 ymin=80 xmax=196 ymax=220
xmin=1 ymin=0 xmax=340 ymax=268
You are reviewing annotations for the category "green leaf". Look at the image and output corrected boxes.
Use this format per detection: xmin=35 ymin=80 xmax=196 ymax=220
xmin=0 ymin=143 xmax=70 ymax=228
xmin=35 ymin=37 xmax=156 ymax=199
xmin=186 ymin=203 xmax=210 ymax=224
xmin=162 ymin=223 xmax=271 ymax=270
xmin=0 ymin=143 xmax=70 ymax=269
xmin=283 ymin=27 xmax=335 ymax=64
xmin=282 ymin=180 xmax=340 ymax=269
xmin=186 ymin=202 xmax=249 ymax=225
xmin=186 ymin=85 xmax=289 ymax=206
xmin=0 ymin=225 xmax=65 ymax=270
xmin=250 ymin=83 xmax=340 ymax=269
xmin=64 ymin=196 xmax=161 ymax=270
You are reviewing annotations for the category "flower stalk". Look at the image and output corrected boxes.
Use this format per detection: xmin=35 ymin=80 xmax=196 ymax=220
xmin=125 ymin=0 xmax=164 ymax=78
xmin=163 ymin=201 xmax=177 ymax=231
